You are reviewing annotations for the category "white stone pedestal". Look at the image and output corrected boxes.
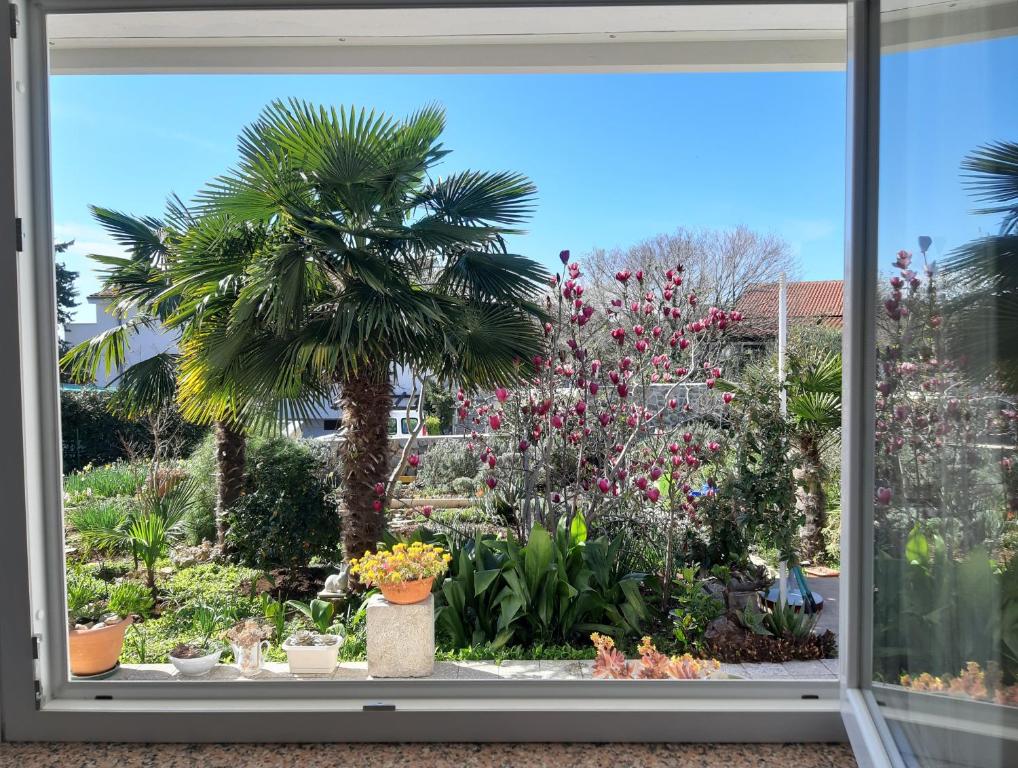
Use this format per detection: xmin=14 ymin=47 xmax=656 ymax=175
xmin=366 ymin=592 xmax=435 ymax=678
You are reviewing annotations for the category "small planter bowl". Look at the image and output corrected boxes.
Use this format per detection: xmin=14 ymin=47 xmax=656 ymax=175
xmin=379 ymin=577 xmax=434 ymax=605
xmin=169 ymin=646 xmax=223 ymax=677
xmin=282 ymin=634 xmax=342 ymax=674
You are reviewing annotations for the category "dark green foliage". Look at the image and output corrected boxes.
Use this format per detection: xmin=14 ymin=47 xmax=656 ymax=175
xmin=423 ymin=384 xmax=456 ymax=434
xmin=55 ymin=242 xmax=79 ymax=325
xmin=429 ymin=519 xmax=649 ymax=649
xmin=874 ymin=532 xmax=1018 ymax=684
xmin=224 ymin=438 xmax=340 ymax=570
xmin=669 ymin=567 xmax=724 ymax=654
xmin=695 ymin=366 xmax=798 ymax=567
xmin=60 ymin=388 xmax=207 ymax=472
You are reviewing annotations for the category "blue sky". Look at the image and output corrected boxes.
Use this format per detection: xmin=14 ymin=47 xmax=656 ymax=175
xmin=50 ymin=70 xmax=847 ymax=320
xmin=49 ymin=33 xmax=1017 ymax=322
xmin=878 ymin=35 xmax=1018 ymax=269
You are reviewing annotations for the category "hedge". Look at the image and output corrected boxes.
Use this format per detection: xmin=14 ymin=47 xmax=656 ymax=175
xmin=61 ymin=388 xmax=207 ymax=472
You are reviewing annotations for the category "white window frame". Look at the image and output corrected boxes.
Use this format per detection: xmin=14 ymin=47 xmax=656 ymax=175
xmin=0 ymin=0 xmax=868 ymax=746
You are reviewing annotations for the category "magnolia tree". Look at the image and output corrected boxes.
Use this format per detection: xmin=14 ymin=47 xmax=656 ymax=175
xmin=875 ymin=249 xmax=1017 ymax=555
xmin=436 ymin=250 xmax=742 ymax=601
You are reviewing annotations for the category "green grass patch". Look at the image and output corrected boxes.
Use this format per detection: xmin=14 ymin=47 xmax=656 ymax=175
xmin=64 ymin=461 xmax=146 ymax=500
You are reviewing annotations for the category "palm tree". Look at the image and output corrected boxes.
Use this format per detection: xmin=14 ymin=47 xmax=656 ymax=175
xmin=785 ymin=349 xmax=842 ymax=562
xmin=60 ymin=204 xmax=265 ymax=545
xmin=195 ymin=100 xmax=550 ymax=562
xmin=941 ymin=141 xmax=1018 ymax=390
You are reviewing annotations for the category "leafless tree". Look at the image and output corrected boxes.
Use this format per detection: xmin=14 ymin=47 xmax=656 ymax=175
xmin=582 ymin=225 xmax=799 ymax=309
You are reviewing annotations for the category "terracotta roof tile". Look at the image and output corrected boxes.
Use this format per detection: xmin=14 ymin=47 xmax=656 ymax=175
xmin=734 ymin=279 xmax=843 ymax=337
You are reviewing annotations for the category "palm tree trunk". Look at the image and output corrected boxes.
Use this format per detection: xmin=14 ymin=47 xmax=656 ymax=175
xmin=214 ymin=420 xmax=246 ymax=547
xmin=797 ymin=437 xmax=828 ymax=562
xmin=338 ymin=366 xmax=392 ymax=563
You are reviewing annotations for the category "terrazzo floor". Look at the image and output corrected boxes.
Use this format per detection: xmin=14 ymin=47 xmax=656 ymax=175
xmin=0 ymin=741 xmax=857 ymax=768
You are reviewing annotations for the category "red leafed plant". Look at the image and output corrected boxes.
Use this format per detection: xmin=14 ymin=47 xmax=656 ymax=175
xmin=591 ymin=632 xmax=719 ymax=680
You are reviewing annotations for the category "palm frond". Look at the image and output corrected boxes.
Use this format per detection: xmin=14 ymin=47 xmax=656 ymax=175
xmin=107 ymin=352 xmax=180 ymax=418
xmin=962 ymin=141 xmax=1018 ymax=233
xmin=422 ymin=170 xmax=537 ymax=227
xmin=60 ymin=321 xmax=144 ymax=383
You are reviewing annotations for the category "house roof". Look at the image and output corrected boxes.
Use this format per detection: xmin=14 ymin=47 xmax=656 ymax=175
xmin=87 ymin=286 xmax=118 ymax=300
xmin=733 ymin=279 xmax=843 ymax=338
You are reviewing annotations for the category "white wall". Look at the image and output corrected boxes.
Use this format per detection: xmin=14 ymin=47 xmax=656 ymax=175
xmin=63 ymin=297 xmax=179 ymax=387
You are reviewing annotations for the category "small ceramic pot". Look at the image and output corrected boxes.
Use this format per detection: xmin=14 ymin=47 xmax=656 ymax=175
xmin=282 ymin=634 xmax=342 ymax=674
xmin=68 ymin=616 xmax=132 ymax=677
xmin=169 ymin=646 xmax=223 ymax=677
xmin=380 ymin=577 xmax=434 ymax=605
xmin=232 ymin=640 xmax=270 ymax=677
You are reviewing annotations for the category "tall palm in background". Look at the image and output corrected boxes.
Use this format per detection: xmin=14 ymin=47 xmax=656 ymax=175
xmin=195 ymin=100 xmax=550 ymax=562
xmin=942 ymin=141 xmax=1018 ymax=390
xmin=785 ymin=349 xmax=842 ymax=562
xmin=60 ymin=203 xmax=266 ymax=545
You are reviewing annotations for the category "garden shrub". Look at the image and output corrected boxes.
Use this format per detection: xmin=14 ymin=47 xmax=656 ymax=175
xmin=61 ymin=388 xmax=206 ymax=472
xmin=416 ymin=438 xmax=479 ymax=493
xmin=181 ymin=432 xmax=218 ymax=545
xmin=224 ymin=437 xmax=340 ymax=570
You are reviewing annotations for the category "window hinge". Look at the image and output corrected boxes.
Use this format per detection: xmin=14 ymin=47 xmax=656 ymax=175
xmin=9 ymin=4 xmax=17 ymax=40
xmin=14 ymin=216 xmax=22 ymax=252
xmin=31 ymin=634 xmax=42 ymax=708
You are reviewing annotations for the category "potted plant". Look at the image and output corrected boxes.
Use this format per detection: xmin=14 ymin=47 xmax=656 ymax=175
xmin=349 ymin=541 xmax=451 ymax=604
xmin=282 ymin=599 xmax=344 ymax=674
xmin=67 ymin=573 xmax=153 ymax=677
xmin=283 ymin=598 xmax=346 ymax=668
xmin=225 ymin=618 xmax=273 ymax=677
xmin=168 ymin=601 xmax=227 ymax=677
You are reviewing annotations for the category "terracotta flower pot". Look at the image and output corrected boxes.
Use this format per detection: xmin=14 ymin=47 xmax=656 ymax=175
xmin=68 ymin=616 xmax=132 ymax=676
xmin=380 ymin=577 xmax=434 ymax=605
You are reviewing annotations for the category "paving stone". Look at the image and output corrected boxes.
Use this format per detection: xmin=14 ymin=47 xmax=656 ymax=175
xmin=740 ymin=662 xmax=789 ymax=679
xmin=453 ymin=662 xmax=501 ymax=680
xmin=781 ymin=660 xmax=836 ymax=679
xmin=538 ymin=660 xmax=586 ymax=680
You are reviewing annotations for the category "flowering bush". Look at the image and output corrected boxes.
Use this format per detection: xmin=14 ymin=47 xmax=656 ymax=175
xmin=349 ymin=542 xmax=451 ymax=586
xmin=590 ymin=632 xmax=719 ymax=680
xmin=875 ymin=248 xmax=1017 ymax=555
xmin=442 ymin=250 xmax=741 ymax=601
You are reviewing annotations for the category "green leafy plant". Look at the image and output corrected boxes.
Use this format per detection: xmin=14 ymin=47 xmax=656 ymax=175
xmin=107 ymin=580 xmax=155 ymax=619
xmin=669 ymin=567 xmax=724 ymax=653
xmin=433 ymin=519 xmax=649 ymax=649
xmin=224 ymin=438 xmax=339 ymax=570
xmin=285 ymin=598 xmax=338 ymax=635
xmin=738 ymin=608 xmax=772 ymax=637
xmin=183 ymin=600 xmax=235 ymax=647
xmin=258 ymin=594 xmax=287 ymax=642
xmin=66 ymin=569 xmax=107 ymax=622
xmin=67 ymin=499 xmax=134 ymax=560
xmin=761 ymin=601 xmax=818 ymax=640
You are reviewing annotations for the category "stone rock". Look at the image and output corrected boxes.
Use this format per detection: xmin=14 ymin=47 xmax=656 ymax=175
xmin=704 ymin=615 xmax=740 ymax=641
xmin=366 ymin=593 xmax=434 ymax=678
xmin=702 ymin=579 xmax=725 ymax=603
xmin=727 ymin=588 xmax=761 ymax=612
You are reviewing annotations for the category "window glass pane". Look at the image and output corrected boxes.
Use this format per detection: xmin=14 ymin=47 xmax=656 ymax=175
xmin=874 ymin=0 xmax=1018 ymax=763
xmin=50 ymin=4 xmax=845 ymax=691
